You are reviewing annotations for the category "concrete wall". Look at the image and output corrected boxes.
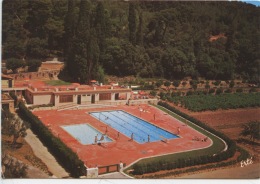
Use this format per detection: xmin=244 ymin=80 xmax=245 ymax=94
xmin=1 ymin=79 xmax=14 ymax=88
xmin=2 ymin=80 xmax=8 ymax=88
xmin=128 ymin=99 xmax=158 ymax=106
xmin=33 ymin=94 xmax=53 ymax=105
xmin=9 ymin=70 xmax=61 ymax=81
xmin=80 ymin=94 xmax=92 ymax=104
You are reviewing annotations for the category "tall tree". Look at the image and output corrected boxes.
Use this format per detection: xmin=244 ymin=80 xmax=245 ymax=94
xmin=136 ymin=9 xmax=144 ymax=46
xmin=128 ymin=2 xmax=136 ymax=45
xmin=64 ymin=0 xmax=77 ymax=77
xmin=95 ymin=1 xmax=106 ymax=53
xmin=73 ymin=0 xmax=91 ymax=83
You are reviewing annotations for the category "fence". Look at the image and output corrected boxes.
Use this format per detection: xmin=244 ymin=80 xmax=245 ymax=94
xmin=98 ymin=163 xmax=126 ymax=175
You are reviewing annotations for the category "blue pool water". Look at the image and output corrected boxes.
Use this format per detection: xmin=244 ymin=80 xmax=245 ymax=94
xmin=90 ymin=110 xmax=179 ymax=144
xmin=61 ymin=124 xmax=112 ymax=145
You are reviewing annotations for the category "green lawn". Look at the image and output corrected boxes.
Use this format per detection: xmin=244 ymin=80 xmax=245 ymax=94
xmin=126 ymin=105 xmax=226 ymax=167
xmin=44 ymin=80 xmax=71 ymax=86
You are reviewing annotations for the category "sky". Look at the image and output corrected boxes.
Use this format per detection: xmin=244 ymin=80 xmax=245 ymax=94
xmin=240 ymin=0 xmax=260 ymax=6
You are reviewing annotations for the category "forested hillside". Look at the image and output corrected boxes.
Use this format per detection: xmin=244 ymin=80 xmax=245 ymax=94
xmin=2 ymin=0 xmax=259 ymax=84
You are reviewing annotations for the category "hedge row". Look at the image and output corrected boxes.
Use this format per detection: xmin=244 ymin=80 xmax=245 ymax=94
xmin=139 ymin=146 xmax=250 ymax=178
xmin=132 ymin=101 xmax=236 ymax=175
xmin=18 ymin=103 xmax=85 ymax=178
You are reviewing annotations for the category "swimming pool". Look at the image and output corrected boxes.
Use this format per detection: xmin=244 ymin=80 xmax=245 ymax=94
xmin=61 ymin=124 xmax=112 ymax=145
xmin=90 ymin=110 xmax=179 ymax=144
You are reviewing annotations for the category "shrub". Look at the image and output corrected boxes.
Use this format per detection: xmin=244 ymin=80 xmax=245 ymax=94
xmin=224 ymin=89 xmax=232 ymax=93
xmin=216 ymin=88 xmax=223 ymax=95
xmin=213 ymin=80 xmax=221 ymax=86
xmin=164 ymin=81 xmax=171 ymax=88
xmin=150 ymin=90 xmax=157 ymax=97
xmin=205 ymin=83 xmax=210 ymax=90
xmin=173 ymin=80 xmax=180 ymax=88
xmin=209 ymin=88 xmax=215 ymax=94
xmin=249 ymin=88 xmax=257 ymax=93
xmin=229 ymin=80 xmax=235 ymax=88
xmin=186 ymin=90 xmax=193 ymax=96
xmin=155 ymin=80 xmax=163 ymax=88
xmin=172 ymin=91 xmax=181 ymax=97
xmin=189 ymin=80 xmax=198 ymax=86
xmin=236 ymin=88 xmax=243 ymax=93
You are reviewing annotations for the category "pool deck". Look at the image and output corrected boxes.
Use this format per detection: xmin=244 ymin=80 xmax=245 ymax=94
xmin=33 ymin=104 xmax=211 ymax=168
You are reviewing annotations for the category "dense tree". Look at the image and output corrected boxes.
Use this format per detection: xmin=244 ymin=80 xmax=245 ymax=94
xmin=2 ymin=0 xmax=29 ymax=59
xmin=2 ymin=1 xmax=259 ymax=83
xmin=27 ymin=59 xmax=41 ymax=72
xmin=6 ymin=58 xmax=26 ymax=73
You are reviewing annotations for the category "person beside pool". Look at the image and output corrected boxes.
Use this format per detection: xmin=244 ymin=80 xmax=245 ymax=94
xmin=131 ymin=133 xmax=134 ymax=141
xmin=148 ymin=135 xmax=150 ymax=142
xmin=99 ymin=134 xmax=104 ymax=141
xmin=117 ymin=131 xmax=120 ymax=139
xmin=177 ymin=127 xmax=181 ymax=135
xmin=94 ymin=134 xmax=98 ymax=144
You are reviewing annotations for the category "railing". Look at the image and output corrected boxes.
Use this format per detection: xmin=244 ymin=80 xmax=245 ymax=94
xmin=98 ymin=163 xmax=126 ymax=175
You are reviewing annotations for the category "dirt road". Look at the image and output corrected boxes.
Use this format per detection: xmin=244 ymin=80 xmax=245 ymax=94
xmin=176 ymin=162 xmax=259 ymax=179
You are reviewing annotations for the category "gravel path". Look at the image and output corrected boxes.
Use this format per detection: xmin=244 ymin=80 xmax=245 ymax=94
xmin=24 ymin=129 xmax=70 ymax=178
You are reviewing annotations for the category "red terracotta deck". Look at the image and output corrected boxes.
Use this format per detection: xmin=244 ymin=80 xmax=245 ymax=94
xmin=33 ymin=104 xmax=211 ymax=168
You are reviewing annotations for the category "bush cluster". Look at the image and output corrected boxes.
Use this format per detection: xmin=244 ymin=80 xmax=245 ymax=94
xmin=132 ymin=102 xmax=236 ymax=175
xmin=18 ymin=103 xmax=85 ymax=178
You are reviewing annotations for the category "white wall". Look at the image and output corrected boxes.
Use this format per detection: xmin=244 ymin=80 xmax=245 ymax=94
xmin=33 ymin=94 xmax=52 ymax=105
xmin=81 ymin=94 xmax=92 ymax=104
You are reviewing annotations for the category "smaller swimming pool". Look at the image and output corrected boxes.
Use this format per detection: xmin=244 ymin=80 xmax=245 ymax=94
xmin=61 ymin=124 xmax=112 ymax=145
